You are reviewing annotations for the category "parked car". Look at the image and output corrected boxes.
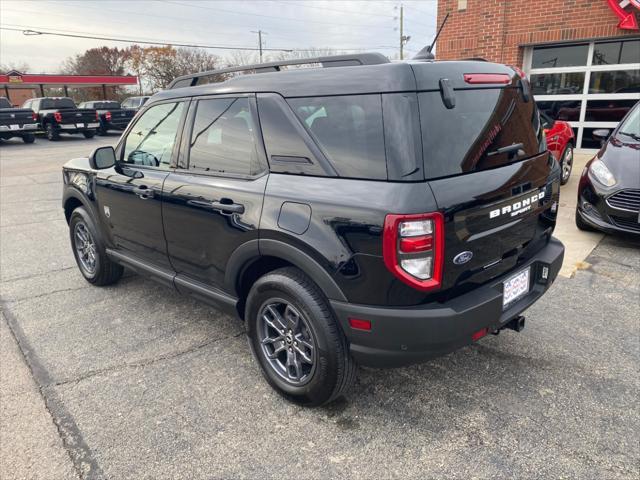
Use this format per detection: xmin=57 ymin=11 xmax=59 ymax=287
xmin=24 ymin=97 xmax=99 ymax=141
xmin=62 ymin=53 xmax=564 ymax=406
xmin=78 ymin=100 xmax=136 ymax=135
xmin=541 ymin=112 xmax=575 ymax=185
xmin=576 ymin=101 xmax=640 ymax=235
xmin=121 ymin=96 xmax=149 ymax=112
xmin=0 ymin=96 xmax=38 ymax=144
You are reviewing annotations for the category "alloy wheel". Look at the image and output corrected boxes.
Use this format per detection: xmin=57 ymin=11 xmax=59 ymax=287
xmin=74 ymin=222 xmax=97 ymax=275
xmin=258 ymin=299 xmax=317 ymax=385
xmin=562 ymin=147 xmax=573 ymax=183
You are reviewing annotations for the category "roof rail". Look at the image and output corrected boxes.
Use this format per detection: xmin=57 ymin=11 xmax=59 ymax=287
xmin=167 ymin=52 xmax=390 ymax=89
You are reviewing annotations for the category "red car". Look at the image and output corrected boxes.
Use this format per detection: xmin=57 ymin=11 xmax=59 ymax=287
xmin=541 ymin=112 xmax=575 ymax=185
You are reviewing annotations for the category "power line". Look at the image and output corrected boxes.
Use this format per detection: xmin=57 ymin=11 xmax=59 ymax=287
xmin=272 ymin=0 xmax=395 ymax=18
xmin=0 ymin=24 xmax=400 ymax=54
xmin=162 ymin=0 xmax=396 ymax=30
xmin=0 ymin=26 xmax=293 ymax=52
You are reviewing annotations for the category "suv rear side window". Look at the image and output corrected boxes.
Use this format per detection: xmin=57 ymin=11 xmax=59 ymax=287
xmin=287 ymin=95 xmax=387 ymax=180
xmin=418 ymin=87 xmax=540 ymax=179
xmin=122 ymin=101 xmax=185 ymax=169
xmin=188 ymin=97 xmax=261 ymax=176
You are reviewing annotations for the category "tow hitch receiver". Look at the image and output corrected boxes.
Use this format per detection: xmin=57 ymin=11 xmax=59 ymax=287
xmin=492 ymin=315 xmax=526 ymax=335
xmin=504 ymin=315 xmax=526 ymax=332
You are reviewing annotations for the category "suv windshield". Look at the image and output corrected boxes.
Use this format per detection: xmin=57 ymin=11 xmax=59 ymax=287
xmin=616 ymin=103 xmax=640 ymax=141
xmin=41 ymin=98 xmax=76 ymax=109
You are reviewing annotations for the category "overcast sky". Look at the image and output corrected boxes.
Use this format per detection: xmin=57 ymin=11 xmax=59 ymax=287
xmin=0 ymin=0 xmax=437 ymax=73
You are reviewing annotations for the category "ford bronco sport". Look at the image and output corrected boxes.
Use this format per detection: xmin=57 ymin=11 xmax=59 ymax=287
xmin=62 ymin=53 xmax=564 ymax=406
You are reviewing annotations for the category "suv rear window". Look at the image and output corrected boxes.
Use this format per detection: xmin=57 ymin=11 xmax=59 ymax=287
xmin=287 ymin=95 xmax=387 ymax=180
xmin=418 ymin=87 xmax=541 ymax=179
xmin=0 ymin=97 xmax=12 ymax=108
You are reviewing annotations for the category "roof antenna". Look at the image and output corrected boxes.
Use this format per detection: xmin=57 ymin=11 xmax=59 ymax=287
xmin=414 ymin=12 xmax=450 ymax=61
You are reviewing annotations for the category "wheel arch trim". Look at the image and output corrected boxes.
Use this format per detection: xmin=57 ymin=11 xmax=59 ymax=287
xmin=225 ymin=238 xmax=348 ymax=302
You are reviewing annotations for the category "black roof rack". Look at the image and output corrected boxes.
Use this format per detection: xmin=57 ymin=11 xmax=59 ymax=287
xmin=167 ymin=52 xmax=390 ymax=89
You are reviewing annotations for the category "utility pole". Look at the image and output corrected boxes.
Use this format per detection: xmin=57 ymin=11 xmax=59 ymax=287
xmin=399 ymin=4 xmax=404 ymax=60
xmin=251 ymin=29 xmax=267 ymax=62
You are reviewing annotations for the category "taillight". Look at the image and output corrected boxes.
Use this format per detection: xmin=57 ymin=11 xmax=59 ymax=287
xmin=53 ymin=112 xmax=62 ymax=123
xmin=383 ymin=212 xmax=444 ymax=292
xmin=510 ymin=65 xmax=526 ymax=80
xmin=32 ymin=112 xmax=38 ymax=122
xmin=463 ymin=73 xmax=511 ymax=84
xmin=105 ymin=111 xmax=111 ymax=121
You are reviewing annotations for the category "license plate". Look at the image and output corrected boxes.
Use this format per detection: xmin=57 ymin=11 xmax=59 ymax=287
xmin=503 ymin=267 xmax=530 ymax=308
xmin=9 ymin=124 xmax=19 ymax=130
xmin=76 ymin=123 xmax=84 ymax=128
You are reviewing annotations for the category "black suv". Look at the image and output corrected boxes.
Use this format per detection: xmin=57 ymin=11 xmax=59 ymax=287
xmin=62 ymin=53 xmax=564 ymax=406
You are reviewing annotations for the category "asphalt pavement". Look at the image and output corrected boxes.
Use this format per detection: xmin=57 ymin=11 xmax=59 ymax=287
xmin=1 ymin=135 xmax=638 ymax=479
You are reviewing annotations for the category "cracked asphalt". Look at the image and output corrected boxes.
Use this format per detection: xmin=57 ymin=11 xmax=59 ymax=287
xmin=1 ymin=135 xmax=639 ymax=479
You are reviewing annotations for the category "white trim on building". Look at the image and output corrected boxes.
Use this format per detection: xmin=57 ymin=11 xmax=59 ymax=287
xmin=523 ymin=39 xmax=640 ymax=152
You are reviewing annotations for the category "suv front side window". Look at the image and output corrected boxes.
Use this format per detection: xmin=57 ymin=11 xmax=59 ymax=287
xmin=121 ymin=101 xmax=185 ymax=169
xmin=187 ymin=97 xmax=261 ymax=176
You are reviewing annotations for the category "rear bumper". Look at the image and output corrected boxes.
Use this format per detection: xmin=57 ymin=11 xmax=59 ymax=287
xmin=0 ymin=123 xmax=38 ymax=132
xmin=59 ymin=123 xmax=99 ymax=131
xmin=331 ymin=237 xmax=564 ymax=368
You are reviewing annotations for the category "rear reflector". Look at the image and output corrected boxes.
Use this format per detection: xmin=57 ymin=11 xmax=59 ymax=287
xmin=464 ymin=73 xmax=511 ymax=84
xmin=348 ymin=318 xmax=372 ymax=331
xmin=472 ymin=328 xmax=489 ymax=342
xmin=399 ymin=235 xmax=433 ymax=253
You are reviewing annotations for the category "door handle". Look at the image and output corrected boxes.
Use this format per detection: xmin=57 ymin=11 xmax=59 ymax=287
xmin=132 ymin=185 xmax=154 ymax=199
xmin=210 ymin=200 xmax=245 ymax=214
xmin=186 ymin=198 xmax=245 ymax=214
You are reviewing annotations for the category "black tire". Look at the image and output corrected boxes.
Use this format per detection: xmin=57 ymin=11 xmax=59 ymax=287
xmin=245 ymin=267 xmax=356 ymax=406
xmin=46 ymin=123 xmax=60 ymax=141
xmin=69 ymin=207 xmax=123 ymax=286
xmin=22 ymin=134 xmax=36 ymax=144
xmin=83 ymin=130 xmax=96 ymax=139
xmin=575 ymin=209 xmax=596 ymax=232
xmin=560 ymin=145 xmax=574 ymax=185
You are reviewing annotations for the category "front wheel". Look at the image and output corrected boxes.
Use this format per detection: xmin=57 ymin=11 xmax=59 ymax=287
xmin=245 ymin=267 xmax=356 ymax=406
xmin=560 ymin=145 xmax=574 ymax=185
xmin=83 ymin=130 xmax=96 ymax=139
xmin=69 ymin=207 xmax=123 ymax=285
xmin=22 ymin=134 xmax=35 ymax=144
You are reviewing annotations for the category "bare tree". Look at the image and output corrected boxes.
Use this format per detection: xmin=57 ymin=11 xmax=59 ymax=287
xmin=0 ymin=61 xmax=30 ymax=73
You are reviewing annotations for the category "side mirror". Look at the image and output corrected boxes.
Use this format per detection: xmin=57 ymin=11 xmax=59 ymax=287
xmin=89 ymin=146 xmax=116 ymax=170
xmin=592 ymin=129 xmax=610 ymax=141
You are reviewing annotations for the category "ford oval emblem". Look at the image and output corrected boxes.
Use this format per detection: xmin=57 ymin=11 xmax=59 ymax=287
xmin=453 ymin=251 xmax=473 ymax=265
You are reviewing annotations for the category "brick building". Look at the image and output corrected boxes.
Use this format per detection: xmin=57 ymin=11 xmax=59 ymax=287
xmin=436 ymin=0 xmax=640 ymax=150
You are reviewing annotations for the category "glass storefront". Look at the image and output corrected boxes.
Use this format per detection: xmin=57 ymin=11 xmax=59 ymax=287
xmin=525 ymin=38 xmax=640 ymax=149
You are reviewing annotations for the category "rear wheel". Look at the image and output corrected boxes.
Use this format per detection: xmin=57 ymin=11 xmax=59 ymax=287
xmin=560 ymin=145 xmax=574 ymax=185
xmin=246 ymin=267 xmax=356 ymax=406
xmin=83 ymin=130 xmax=96 ymax=139
xmin=46 ymin=123 xmax=60 ymax=141
xmin=22 ymin=134 xmax=35 ymax=144
xmin=69 ymin=207 xmax=123 ymax=285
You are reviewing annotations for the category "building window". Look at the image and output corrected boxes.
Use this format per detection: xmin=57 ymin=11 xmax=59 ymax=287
xmin=526 ymin=39 xmax=640 ymax=150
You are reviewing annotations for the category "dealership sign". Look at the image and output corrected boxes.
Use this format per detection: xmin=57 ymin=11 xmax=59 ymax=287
xmin=607 ymin=0 xmax=640 ymax=30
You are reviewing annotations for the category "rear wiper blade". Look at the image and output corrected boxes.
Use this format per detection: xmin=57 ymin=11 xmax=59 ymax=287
xmin=618 ymin=131 xmax=640 ymax=141
xmin=486 ymin=143 xmax=525 ymax=157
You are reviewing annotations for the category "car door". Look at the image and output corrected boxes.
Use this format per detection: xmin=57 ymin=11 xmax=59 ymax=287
xmin=95 ymin=99 xmax=188 ymax=270
xmin=162 ymin=94 xmax=268 ymax=293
